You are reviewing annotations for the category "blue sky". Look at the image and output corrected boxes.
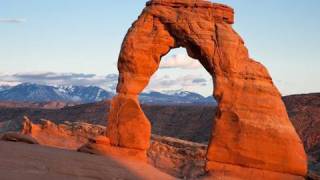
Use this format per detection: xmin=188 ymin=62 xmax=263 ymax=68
xmin=0 ymin=0 xmax=319 ymax=96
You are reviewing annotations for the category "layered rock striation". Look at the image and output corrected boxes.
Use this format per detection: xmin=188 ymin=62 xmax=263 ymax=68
xmin=107 ymin=0 xmax=307 ymax=179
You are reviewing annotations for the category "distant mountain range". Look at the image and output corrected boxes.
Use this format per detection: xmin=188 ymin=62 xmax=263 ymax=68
xmin=140 ymin=91 xmax=215 ymax=105
xmin=0 ymin=83 xmax=113 ymax=103
xmin=0 ymin=83 xmax=216 ymax=105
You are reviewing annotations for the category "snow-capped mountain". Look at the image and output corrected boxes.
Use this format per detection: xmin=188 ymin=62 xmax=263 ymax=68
xmin=54 ymin=85 xmax=113 ymax=102
xmin=0 ymin=83 xmax=114 ymax=103
xmin=140 ymin=91 xmax=216 ymax=105
xmin=0 ymin=83 xmax=217 ymax=105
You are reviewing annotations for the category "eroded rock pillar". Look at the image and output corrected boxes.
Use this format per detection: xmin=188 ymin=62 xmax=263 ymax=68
xmin=107 ymin=11 xmax=175 ymax=159
xmin=206 ymin=22 xmax=307 ymax=179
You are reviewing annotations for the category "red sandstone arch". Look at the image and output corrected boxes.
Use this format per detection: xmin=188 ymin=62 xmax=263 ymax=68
xmin=107 ymin=0 xmax=307 ymax=179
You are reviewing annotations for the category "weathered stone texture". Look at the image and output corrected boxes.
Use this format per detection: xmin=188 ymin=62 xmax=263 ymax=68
xmin=107 ymin=0 xmax=307 ymax=178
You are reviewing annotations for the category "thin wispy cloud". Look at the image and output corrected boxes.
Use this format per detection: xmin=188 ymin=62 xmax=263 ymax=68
xmin=0 ymin=72 xmax=118 ymax=92
xmin=160 ymin=54 xmax=202 ymax=70
xmin=146 ymin=74 xmax=209 ymax=92
xmin=0 ymin=18 xmax=26 ymax=24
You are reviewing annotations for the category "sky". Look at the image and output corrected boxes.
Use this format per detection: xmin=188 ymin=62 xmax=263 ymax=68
xmin=0 ymin=0 xmax=319 ymax=96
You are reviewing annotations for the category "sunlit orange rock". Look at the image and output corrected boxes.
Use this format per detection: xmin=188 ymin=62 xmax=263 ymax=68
xmin=20 ymin=116 xmax=105 ymax=150
xmin=108 ymin=0 xmax=307 ymax=179
xmin=79 ymin=133 xmax=147 ymax=161
xmin=107 ymin=94 xmax=151 ymax=151
xmin=78 ymin=141 xmax=147 ymax=161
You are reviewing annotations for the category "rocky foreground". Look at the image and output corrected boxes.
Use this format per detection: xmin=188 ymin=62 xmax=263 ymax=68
xmin=0 ymin=141 xmax=175 ymax=180
xmin=0 ymin=112 xmax=319 ymax=180
xmin=0 ymin=118 xmax=208 ymax=179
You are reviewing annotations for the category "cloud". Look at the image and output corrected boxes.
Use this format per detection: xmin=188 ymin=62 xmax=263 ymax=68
xmin=146 ymin=74 xmax=210 ymax=92
xmin=14 ymin=72 xmax=96 ymax=80
xmin=192 ymin=78 xmax=207 ymax=84
xmin=160 ymin=54 xmax=202 ymax=69
xmin=0 ymin=72 xmax=118 ymax=92
xmin=0 ymin=18 xmax=26 ymax=24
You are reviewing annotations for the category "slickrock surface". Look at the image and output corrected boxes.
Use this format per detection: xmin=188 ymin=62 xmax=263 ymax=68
xmin=108 ymin=0 xmax=307 ymax=178
xmin=0 ymin=141 xmax=175 ymax=180
xmin=1 ymin=131 xmax=38 ymax=144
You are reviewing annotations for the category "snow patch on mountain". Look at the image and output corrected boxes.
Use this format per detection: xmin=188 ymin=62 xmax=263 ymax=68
xmin=0 ymin=83 xmax=114 ymax=103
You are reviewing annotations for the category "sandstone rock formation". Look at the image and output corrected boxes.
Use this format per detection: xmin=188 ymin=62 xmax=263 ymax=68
xmin=20 ymin=116 xmax=105 ymax=150
xmin=107 ymin=0 xmax=307 ymax=179
xmin=0 ymin=118 xmax=208 ymax=178
xmin=148 ymin=135 xmax=207 ymax=178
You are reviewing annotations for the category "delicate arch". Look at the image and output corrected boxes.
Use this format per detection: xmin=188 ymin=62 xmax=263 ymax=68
xmin=107 ymin=0 xmax=307 ymax=178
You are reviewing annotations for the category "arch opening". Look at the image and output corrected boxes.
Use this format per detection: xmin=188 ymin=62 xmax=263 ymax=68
xmin=141 ymin=47 xmax=217 ymax=144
